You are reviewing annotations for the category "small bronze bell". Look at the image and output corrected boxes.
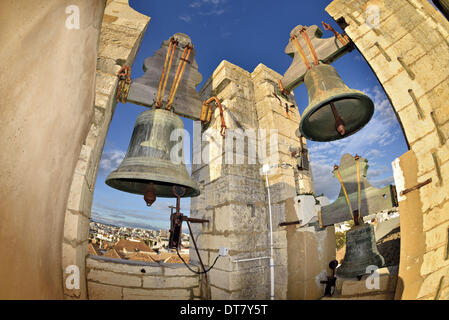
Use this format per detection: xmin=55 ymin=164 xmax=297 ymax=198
xmin=106 ymin=108 xmax=200 ymax=199
xmin=337 ymin=219 xmax=385 ymax=278
xmin=299 ymin=63 xmax=374 ymax=142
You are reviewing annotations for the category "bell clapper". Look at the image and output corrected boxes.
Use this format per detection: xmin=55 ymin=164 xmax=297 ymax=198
xmin=143 ymin=182 xmax=156 ymax=207
xmin=330 ymin=102 xmax=346 ymax=136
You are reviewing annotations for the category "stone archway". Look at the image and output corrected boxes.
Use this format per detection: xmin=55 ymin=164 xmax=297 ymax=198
xmin=326 ymin=0 xmax=449 ymax=299
xmin=59 ymin=0 xmax=449 ymax=301
xmin=61 ymin=0 xmax=150 ymax=299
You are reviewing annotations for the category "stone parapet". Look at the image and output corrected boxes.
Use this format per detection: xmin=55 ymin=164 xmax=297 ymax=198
xmin=86 ymin=256 xmax=200 ymax=300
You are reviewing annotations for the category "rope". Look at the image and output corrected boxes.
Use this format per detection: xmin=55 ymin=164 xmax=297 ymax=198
xmin=116 ymin=65 xmax=131 ymax=103
xmin=200 ymin=96 xmax=227 ymax=137
xmin=277 ymin=79 xmax=290 ymax=96
xmin=322 ymin=21 xmax=350 ymax=46
xmin=158 ymin=39 xmax=178 ymax=107
xmin=290 ymin=35 xmax=312 ymax=69
xmin=155 ymin=38 xmax=175 ymax=107
xmin=334 ymin=164 xmax=353 ymax=218
xmin=355 ymin=155 xmax=362 ymax=221
xmin=166 ymin=44 xmax=193 ymax=110
xmin=300 ymin=27 xmax=319 ymax=66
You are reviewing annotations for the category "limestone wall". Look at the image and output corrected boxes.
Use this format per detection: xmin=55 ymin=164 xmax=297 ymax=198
xmin=326 ymin=0 xmax=449 ymax=300
xmin=62 ymin=0 xmax=150 ymax=299
xmin=191 ymin=61 xmax=335 ymax=300
xmin=86 ymin=256 xmax=200 ymax=299
xmin=0 ymin=0 xmax=106 ymax=299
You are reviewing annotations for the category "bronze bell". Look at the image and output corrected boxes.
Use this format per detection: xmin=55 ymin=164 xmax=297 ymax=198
xmin=299 ymin=63 xmax=375 ymax=142
xmin=106 ymin=108 xmax=200 ymax=198
xmin=337 ymin=223 xmax=385 ymax=278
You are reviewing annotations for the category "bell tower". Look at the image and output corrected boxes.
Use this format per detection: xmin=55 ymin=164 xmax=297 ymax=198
xmin=189 ymin=60 xmax=336 ymax=300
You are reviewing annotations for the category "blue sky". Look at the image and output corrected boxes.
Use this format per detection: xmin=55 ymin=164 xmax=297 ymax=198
xmin=91 ymin=0 xmax=408 ymax=229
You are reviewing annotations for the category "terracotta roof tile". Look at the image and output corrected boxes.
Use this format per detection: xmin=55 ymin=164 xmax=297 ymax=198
xmin=88 ymin=243 xmax=100 ymax=256
xmin=114 ymin=239 xmax=152 ymax=253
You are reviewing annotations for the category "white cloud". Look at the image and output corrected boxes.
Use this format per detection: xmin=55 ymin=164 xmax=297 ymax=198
xmin=199 ymin=9 xmax=225 ymax=16
xmin=189 ymin=1 xmax=202 ymax=8
xmin=189 ymin=0 xmax=227 ymax=16
xmin=99 ymin=149 xmax=126 ymax=175
xmin=178 ymin=14 xmax=192 ymax=23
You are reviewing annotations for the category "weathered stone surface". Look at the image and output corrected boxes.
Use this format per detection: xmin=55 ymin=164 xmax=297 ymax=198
xmin=87 ymin=269 xmax=141 ymax=287
xmin=122 ymin=288 xmax=191 ymax=300
xmin=192 ymin=60 xmax=321 ymax=300
xmin=88 ymin=282 xmax=122 ymax=300
xmin=142 ymin=276 xmax=198 ymax=289
xmin=87 ymin=256 xmax=163 ymax=275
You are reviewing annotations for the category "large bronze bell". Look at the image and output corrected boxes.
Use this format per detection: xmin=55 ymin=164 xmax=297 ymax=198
xmin=299 ymin=63 xmax=375 ymax=142
xmin=106 ymin=108 xmax=200 ymax=198
xmin=337 ymin=223 xmax=385 ymax=278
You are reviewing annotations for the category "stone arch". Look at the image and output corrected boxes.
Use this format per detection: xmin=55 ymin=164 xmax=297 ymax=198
xmin=62 ymin=0 xmax=150 ymax=299
xmin=326 ymin=0 xmax=449 ymax=299
xmin=59 ymin=0 xmax=449 ymax=301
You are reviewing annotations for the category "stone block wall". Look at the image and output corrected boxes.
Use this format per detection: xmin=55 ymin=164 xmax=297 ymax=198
xmin=190 ymin=61 xmax=335 ymax=300
xmin=326 ymin=0 xmax=449 ymax=299
xmin=86 ymin=256 xmax=201 ymax=300
xmin=62 ymin=0 xmax=150 ymax=299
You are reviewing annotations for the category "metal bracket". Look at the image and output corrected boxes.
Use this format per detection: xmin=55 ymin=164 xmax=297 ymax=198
xmin=400 ymin=178 xmax=432 ymax=196
xmin=279 ymin=220 xmax=302 ymax=227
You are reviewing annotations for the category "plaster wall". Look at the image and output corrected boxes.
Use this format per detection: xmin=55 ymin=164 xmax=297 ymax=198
xmin=0 ymin=0 xmax=106 ymax=299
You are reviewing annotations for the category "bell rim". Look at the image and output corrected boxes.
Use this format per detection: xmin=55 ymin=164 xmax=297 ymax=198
xmin=105 ymin=170 xmax=200 ymax=198
xmin=299 ymin=91 xmax=375 ymax=142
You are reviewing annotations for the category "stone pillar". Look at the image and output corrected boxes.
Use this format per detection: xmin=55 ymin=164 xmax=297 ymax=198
xmin=191 ymin=61 xmax=268 ymax=299
xmin=190 ymin=61 xmax=336 ymax=300
xmin=251 ymin=64 xmax=336 ymax=300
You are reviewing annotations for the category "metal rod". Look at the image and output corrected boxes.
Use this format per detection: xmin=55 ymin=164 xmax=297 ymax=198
xmin=232 ymin=256 xmax=271 ymax=263
xmin=400 ymin=178 xmax=432 ymax=196
xmin=279 ymin=220 xmax=301 ymax=227
xmin=184 ymin=217 xmax=209 ymax=224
